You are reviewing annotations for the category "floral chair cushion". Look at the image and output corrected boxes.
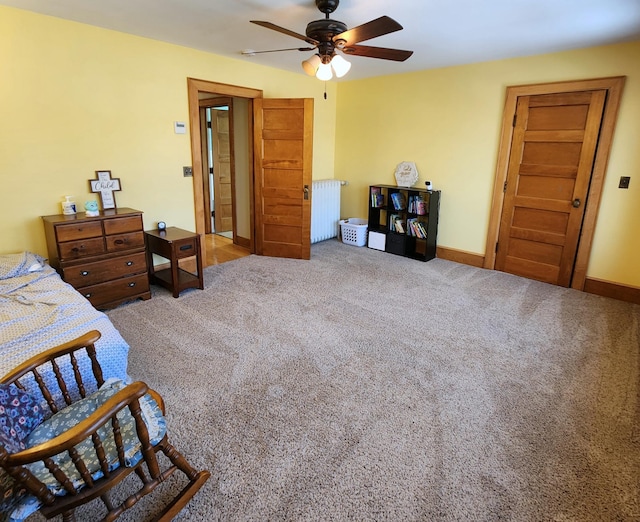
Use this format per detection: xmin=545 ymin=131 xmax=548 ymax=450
xmin=4 ymin=379 xmax=165 ymax=522
xmin=0 ymin=384 xmax=45 ymax=521
xmin=0 ymin=384 xmax=44 ymax=453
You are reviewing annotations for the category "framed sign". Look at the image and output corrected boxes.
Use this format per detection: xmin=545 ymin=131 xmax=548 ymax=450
xmin=394 ymin=161 xmax=419 ymax=187
xmin=89 ymin=170 xmax=121 ymax=210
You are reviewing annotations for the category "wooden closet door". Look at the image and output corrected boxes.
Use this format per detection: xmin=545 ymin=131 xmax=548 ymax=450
xmin=495 ymin=90 xmax=606 ymax=286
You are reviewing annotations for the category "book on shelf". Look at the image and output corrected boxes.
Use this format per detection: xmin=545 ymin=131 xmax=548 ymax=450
xmin=390 ymin=191 xmax=406 ymax=210
xmin=370 ymin=187 xmax=384 ymax=208
xmin=408 ymin=195 xmax=427 ymax=215
xmin=407 ymin=218 xmax=428 ymax=238
xmin=389 ymin=214 xmax=405 ymax=234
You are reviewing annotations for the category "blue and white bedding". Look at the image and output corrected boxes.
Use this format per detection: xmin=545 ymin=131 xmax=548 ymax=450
xmin=0 ymin=252 xmax=129 ymax=386
xmin=0 ymin=252 xmax=132 ymax=521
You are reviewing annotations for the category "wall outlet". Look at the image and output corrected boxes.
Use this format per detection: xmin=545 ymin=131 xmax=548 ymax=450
xmin=619 ymin=176 xmax=630 ymax=189
xmin=183 ymin=166 xmax=193 ymax=177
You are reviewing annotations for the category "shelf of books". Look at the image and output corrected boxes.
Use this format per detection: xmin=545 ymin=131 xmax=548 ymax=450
xmin=368 ymin=184 xmax=440 ymax=261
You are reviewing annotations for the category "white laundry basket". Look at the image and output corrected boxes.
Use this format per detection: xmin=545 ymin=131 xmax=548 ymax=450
xmin=339 ymin=218 xmax=368 ymax=247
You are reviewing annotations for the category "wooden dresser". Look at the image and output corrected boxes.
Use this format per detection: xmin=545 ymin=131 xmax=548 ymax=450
xmin=42 ymin=208 xmax=151 ymax=309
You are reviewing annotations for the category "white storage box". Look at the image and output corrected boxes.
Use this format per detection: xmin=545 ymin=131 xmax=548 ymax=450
xmin=367 ymin=231 xmax=386 ymax=251
xmin=339 ymin=218 xmax=368 ymax=247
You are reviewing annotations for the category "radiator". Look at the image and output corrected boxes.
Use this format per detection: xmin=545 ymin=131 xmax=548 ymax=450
xmin=311 ymin=179 xmax=343 ymax=244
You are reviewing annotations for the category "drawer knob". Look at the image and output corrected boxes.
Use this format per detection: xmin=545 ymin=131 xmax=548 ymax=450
xmin=126 ymin=261 xmax=133 ymax=266
xmin=81 ymin=271 xmax=89 ymax=276
xmin=115 ymin=239 xmax=124 ymax=245
xmin=128 ymin=282 xmax=136 ymax=287
xmin=179 ymin=244 xmax=193 ymax=251
xmin=84 ymin=293 xmax=92 ymax=298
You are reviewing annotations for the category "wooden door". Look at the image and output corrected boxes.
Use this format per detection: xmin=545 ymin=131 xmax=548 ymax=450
xmin=198 ymin=106 xmax=213 ymax=234
xmin=495 ymin=90 xmax=607 ymax=286
xmin=199 ymin=97 xmax=236 ymax=237
xmin=253 ymin=98 xmax=313 ymax=259
xmin=212 ymin=107 xmax=234 ymax=234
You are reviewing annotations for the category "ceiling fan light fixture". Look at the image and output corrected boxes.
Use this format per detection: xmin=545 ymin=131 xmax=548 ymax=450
xmin=315 ymin=61 xmax=333 ymax=81
xmin=302 ymin=54 xmax=322 ymax=76
xmin=330 ymin=54 xmax=351 ymax=78
xmin=251 ymin=1 xmax=413 ymax=80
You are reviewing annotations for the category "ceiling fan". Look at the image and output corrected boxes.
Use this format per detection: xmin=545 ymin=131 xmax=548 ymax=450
xmin=247 ymin=0 xmax=413 ymax=80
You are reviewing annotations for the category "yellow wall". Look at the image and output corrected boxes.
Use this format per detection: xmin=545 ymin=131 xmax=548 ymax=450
xmin=0 ymin=6 xmax=337 ymax=256
xmin=2 ymin=6 xmax=638 ymax=289
xmin=335 ymin=40 xmax=640 ymax=287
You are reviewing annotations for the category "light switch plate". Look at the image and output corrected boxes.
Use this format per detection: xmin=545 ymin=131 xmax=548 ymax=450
xmin=619 ymin=176 xmax=630 ymax=189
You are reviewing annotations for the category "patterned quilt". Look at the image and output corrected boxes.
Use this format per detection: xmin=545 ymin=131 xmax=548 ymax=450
xmin=0 ymin=252 xmax=130 ymax=386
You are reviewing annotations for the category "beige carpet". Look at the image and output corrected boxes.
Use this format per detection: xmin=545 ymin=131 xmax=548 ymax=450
xmin=41 ymin=240 xmax=639 ymax=521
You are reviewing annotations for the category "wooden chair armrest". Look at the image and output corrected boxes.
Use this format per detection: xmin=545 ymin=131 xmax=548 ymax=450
xmin=147 ymin=388 xmax=166 ymax=414
xmin=0 ymin=330 xmax=102 ymax=385
xmin=6 ymin=381 xmax=150 ymax=467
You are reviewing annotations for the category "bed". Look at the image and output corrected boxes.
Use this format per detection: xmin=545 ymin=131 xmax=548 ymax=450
xmin=0 ymin=251 xmax=132 ymax=520
xmin=0 ymin=251 xmax=130 ymax=385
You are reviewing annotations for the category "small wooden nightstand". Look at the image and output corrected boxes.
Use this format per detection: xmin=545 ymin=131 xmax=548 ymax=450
xmin=144 ymin=227 xmax=204 ymax=298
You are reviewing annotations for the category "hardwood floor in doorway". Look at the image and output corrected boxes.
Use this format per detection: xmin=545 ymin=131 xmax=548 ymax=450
xmin=204 ymin=233 xmax=250 ymax=267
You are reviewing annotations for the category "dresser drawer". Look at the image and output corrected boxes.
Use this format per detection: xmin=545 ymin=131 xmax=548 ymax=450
xmin=62 ymin=252 xmax=147 ymax=287
xmin=56 ymin=221 xmax=103 ymax=242
xmin=104 ymin=215 xmax=143 ymax=235
xmin=173 ymin=238 xmax=199 ymax=260
xmin=79 ymin=273 xmax=150 ymax=308
xmin=106 ymin=231 xmax=145 ymax=252
xmin=58 ymin=237 xmax=106 ymax=260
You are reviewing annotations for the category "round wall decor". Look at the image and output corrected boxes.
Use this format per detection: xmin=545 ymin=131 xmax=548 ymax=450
xmin=394 ymin=161 xmax=418 ymax=187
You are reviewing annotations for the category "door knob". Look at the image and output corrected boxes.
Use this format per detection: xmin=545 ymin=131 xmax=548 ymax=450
xmin=572 ymin=198 xmax=581 ymax=208
xmin=303 ymin=185 xmax=309 ymax=200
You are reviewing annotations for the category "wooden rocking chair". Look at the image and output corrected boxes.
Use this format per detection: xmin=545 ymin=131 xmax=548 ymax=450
xmin=0 ymin=330 xmax=210 ymax=521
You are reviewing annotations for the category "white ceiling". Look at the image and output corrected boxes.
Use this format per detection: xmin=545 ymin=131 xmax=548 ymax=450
xmin=3 ymin=0 xmax=640 ymax=81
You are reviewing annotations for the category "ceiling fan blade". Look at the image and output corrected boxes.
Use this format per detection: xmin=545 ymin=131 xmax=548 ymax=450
xmin=243 ymin=47 xmax=316 ymax=55
xmin=341 ymin=44 xmax=413 ymax=62
xmin=250 ymin=20 xmax=318 ymax=45
xmin=333 ymin=16 xmax=403 ymax=46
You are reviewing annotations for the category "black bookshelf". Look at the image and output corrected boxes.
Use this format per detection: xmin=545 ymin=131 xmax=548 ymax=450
xmin=368 ymin=184 xmax=440 ymax=261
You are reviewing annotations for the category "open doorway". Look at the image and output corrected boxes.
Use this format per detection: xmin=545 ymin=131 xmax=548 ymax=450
xmin=200 ymin=99 xmax=234 ymax=239
xmin=187 ymin=79 xmax=262 ymax=263
xmin=188 ymin=78 xmax=314 ymax=262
